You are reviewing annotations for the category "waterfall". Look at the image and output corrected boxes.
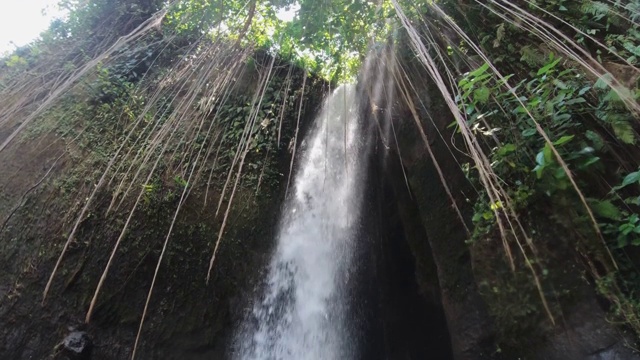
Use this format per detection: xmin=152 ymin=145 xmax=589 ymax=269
xmin=235 ymin=84 xmax=371 ymax=359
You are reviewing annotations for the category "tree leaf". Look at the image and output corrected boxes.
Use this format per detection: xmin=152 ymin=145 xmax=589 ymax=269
xmin=614 ymin=170 xmax=640 ymax=190
xmin=536 ymin=151 xmax=545 ymax=166
xmin=618 ymin=236 xmax=629 ymax=248
xmin=588 ymin=199 xmax=622 ymax=220
xmin=537 ymin=58 xmax=561 ymax=76
xmin=497 ymin=143 xmax=517 ymax=156
xmin=585 ymin=130 xmax=604 ymax=150
xmin=594 ymin=73 xmax=613 ymax=90
xmin=543 ymin=144 xmax=553 ymax=163
xmin=469 ymin=62 xmax=490 ymax=78
xmin=565 ymin=97 xmax=586 ymax=105
xmin=553 ymin=135 xmax=574 ymax=146
xmin=465 ymin=104 xmax=475 ymax=115
xmin=578 ymin=86 xmax=591 ymax=96
xmin=474 ymin=86 xmax=490 ymax=103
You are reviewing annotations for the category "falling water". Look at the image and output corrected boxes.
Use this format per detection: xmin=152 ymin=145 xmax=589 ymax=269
xmin=235 ymin=84 xmax=371 ymax=359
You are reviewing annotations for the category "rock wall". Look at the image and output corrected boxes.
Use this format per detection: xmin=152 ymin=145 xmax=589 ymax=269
xmin=384 ymin=46 xmax=639 ymax=359
xmin=0 ymin=55 xmax=326 ymax=359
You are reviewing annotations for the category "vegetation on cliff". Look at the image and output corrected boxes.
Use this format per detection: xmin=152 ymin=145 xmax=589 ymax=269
xmin=0 ymin=0 xmax=639 ymax=357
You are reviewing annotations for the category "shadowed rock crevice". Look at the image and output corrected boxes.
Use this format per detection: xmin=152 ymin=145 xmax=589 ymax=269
xmin=352 ymin=115 xmax=454 ymax=359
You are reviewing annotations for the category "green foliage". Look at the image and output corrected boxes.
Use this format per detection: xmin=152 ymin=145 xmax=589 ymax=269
xmin=457 ymin=25 xmax=640 ymax=335
xmin=594 ymin=74 xmax=638 ymax=144
xmin=460 ymin=52 xmax=640 ymax=251
xmin=458 ymin=57 xmax=602 ymax=205
xmin=174 ymin=175 xmax=188 ymax=188
xmin=205 ymin=70 xmax=308 ymax=191
xmin=157 ymin=0 xmax=394 ymax=82
xmin=58 ymin=0 xmax=164 ymax=39
xmin=594 ymin=167 xmax=640 ymax=249
xmin=285 ymin=0 xmax=392 ymax=81
xmin=4 ymin=54 xmax=28 ymax=68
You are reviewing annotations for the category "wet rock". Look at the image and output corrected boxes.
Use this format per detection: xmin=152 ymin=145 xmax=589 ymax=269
xmin=61 ymin=331 xmax=92 ymax=360
xmin=535 ymin=297 xmax=639 ymax=360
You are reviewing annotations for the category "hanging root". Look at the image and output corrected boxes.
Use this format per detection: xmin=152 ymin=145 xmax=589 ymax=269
xmin=392 ymin=0 xmax=556 ymax=324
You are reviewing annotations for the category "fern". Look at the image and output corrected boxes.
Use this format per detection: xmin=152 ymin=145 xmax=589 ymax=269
xmin=582 ymin=1 xmax=610 ymax=21
xmin=588 ymin=199 xmax=622 ymax=220
xmin=596 ymin=99 xmax=637 ymax=145
xmin=520 ymin=45 xmax=545 ymax=67
xmin=625 ymin=1 xmax=640 ymax=23
xmin=612 ymin=121 xmax=636 ymax=144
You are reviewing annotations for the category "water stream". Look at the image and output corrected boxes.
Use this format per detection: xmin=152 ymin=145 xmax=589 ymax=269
xmin=235 ymin=84 xmax=370 ymax=359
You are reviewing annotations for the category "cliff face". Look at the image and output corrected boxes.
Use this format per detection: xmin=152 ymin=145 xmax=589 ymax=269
xmin=381 ymin=47 xmax=639 ymax=359
xmin=365 ymin=58 xmax=497 ymax=358
xmin=0 ymin=49 xmax=454 ymax=359
xmin=1 ymin=40 xmax=638 ymax=360
xmin=0 ymin=51 xmax=327 ymax=359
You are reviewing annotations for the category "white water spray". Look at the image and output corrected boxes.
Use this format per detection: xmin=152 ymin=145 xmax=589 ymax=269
xmin=235 ymin=84 xmax=370 ymax=359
